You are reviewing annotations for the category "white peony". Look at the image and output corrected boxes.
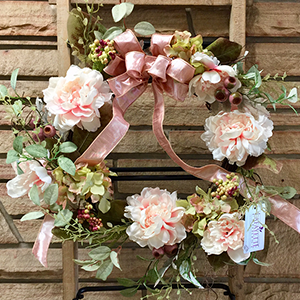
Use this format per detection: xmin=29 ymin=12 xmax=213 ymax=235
xmin=124 ymin=187 xmax=187 ymax=249
xmin=201 ymin=213 xmax=250 ymax=263
xmin=201 ymin=110 xmax=273 ymax=166
xmin=43 ymin=65 xmax=112 ymax=133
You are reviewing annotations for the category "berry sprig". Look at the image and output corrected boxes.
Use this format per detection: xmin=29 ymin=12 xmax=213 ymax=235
xmin=211 ymin=173 xmax=240 ymax=201
xmin=77 ymin=203 xmax=103 ymax=232
xmin=89 ymin=39 xmax=116 ymax=66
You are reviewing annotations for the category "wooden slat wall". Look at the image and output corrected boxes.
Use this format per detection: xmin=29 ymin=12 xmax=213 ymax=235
xmin=0 ymin=1 xmax=300 ymax=299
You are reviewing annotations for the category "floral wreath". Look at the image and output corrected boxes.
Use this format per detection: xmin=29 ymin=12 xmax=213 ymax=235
xmin=2 ymin=2 xmax=300 ymax=298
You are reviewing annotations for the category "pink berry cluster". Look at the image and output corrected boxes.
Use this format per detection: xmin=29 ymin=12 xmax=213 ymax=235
xmin=29 ymin=118 xmax=56 ymax=142
xmin=214 ymin=76 xmax=243 ymax=106
xmin=77 ymin=203 xmax=103 ymax=232
xmin=152 ymin=244 xmax=179 ymax=259
xmin=89 ymin=39 xmax=116 ymax=66
xmin=211 ymin=173 xmax=240 ymax=201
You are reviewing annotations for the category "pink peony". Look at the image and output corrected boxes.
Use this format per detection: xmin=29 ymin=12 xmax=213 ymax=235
xmin=43 ymin=65 xmax=112 ymax=133
xmin=201 ymin=213 xmax=250 ymax=263
xmin=6 ymin=160 xmax=52 ymax=198
xmin=124 ymin=187 xmax=187 ymax=249
xmin=189 ymin=52 xmax=241 ymax=104
xmin=201 ymin=110 xmax=273 ymax=166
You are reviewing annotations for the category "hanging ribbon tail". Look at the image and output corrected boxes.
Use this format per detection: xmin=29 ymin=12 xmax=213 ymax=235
xmin=32 ymin=214 xmax=55 ymax=267
xmin=269 ymin=195 xmax=300 ymax=233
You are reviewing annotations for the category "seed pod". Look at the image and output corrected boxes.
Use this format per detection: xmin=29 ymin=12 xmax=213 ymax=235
xmin=152 ymin=247 xmax=165 ymax=259
xmin=214 ymin=87 xmax=230 ymax=102
xmin=164 ymin=244 xmax=178 ymax=257
xmin=224 ymin=76 xmax=237 ymax=89
xmin=229 ymin=92 xmax=243 ymax=106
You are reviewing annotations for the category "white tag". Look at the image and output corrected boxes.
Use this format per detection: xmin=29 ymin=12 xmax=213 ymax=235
xmin=243 ymin=204 xmax=266 ymax=254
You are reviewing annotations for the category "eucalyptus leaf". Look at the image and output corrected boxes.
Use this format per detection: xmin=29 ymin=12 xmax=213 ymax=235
xmin=54 ymin=209 xmax=73 ymax=227
xmin=88 ymin=246 xmax=111 ymax=261
xmin=117 ymin=278 xmax=137 ymax=287
xmin=94 ymin=30 xmax=103 ymax=40
xmin=134 ymin=21 xmax=155 ymax=36
xmin=12 ymin=100 xmax=22 ymax=116
xmin=6 ymin=149 xmax=20 ymax=164
xmin=102 ymin=26 xmax=123 ymax=41
xmin=287 ymin=87 xmax=298 ymax=103
xmin=112 ymin=2 xmax=134 ymax=23
xmin=110 ymin=251 xmax=121 ymax=270
xmin=253 ymin=257 xmax=271 ymax=267
xmin=0 ymin=85 xmax=8 ymax=98
xmin=25 ymin=144 xmax=48 ymax=158
xmin=82 ymin=263 xmax=102 ymax=272
xmin=58 ymin=156 xmax=76 ymax=175
xmin=59 ymin=141 xmax=78 ymax=153
xmin=43 ymin=184 xmax=59 ymax=205
xmin=29 ymin=184 xmax=40 ymax=206
xmin=21 ymin=211 xmax=44 ymax=222
xmin=13 ymin=136 xmax=23 ymax=154
xmin=17 ymin=165 xmax=24 ymax=175
xmin=73 ymin=259 xmax=95 ymax=265
xmin=95 ymin=260 xmax=114 ymax=281
xmin=10 ymin=68 xmax=19 ymax=90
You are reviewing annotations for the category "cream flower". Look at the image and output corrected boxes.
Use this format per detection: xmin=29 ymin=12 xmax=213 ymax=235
xmin=201 ymin=110 xmax=273 ymax=166
xmin=201 ymin=213 xmax=250 ymax=263
xmin=6 ymin=160 xmax=52 ymax=198
xmin=124 ymin=187 xmax=187 ymax=249
xmin=189 ymin=52 xmax=240 ymax=103
xmin=43 ymin=65 xmax=112 ymax=133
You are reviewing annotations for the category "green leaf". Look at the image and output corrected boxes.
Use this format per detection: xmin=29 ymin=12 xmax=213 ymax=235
xmin=205 ymin=38 xmax=242 ymax=63
xmin=98 ymin=197 xmax=111 ymax=214
xmin=119 ymin=287 xmax=138 ymax=297
xmin=59 ymin=141 xmax=78 ymax=153
xmin=12 ymin=100 xmax=22 ymax=116
xmin=110 ymin=251 xmax=121 ymax=270
xmin=29 ymin=184 xmax=40 ymax=206
xmin=25 ymin=144 xmax=48 ymax=158
xmin=6 ymin=149 xmax=20 ymax=164
xmin=21 ymin=211 xmax=44 ymax=222
xmin=54 ymin=209 xmax=73 ymax=227
xmin=88 ymin=246 xmax=111 ymax=261
xmin=17 ymin=164 xmax=24 ymax=175
xmin=13 ymin=136 xmax=23 ymax=154
xmin=102 ymin=26 xmax=123 ymax=41
xmin=57 ymin=156 xmax=76 ymax=176
xmin=112 ymin=3 xmax=134 ymax=23
xmin=0 ymin=85 xmax=8 ymax=98
xmin=146 ymin=269 xmax=159 ymax=283
xmin=253 ymin=257 xmax=271 ymax=267
xmin=82 ymin=263 xmax=102 ymax=272
xmin=43 ymin=184 xmax=59 ymax=205
xmin=95 ymin=260 xmax=114 ymax=281
xmin=246 ymin=65 xmax=262 ymax=89
xmin=94 ymin=30 xmax=103 ymax=40
xmin=117 ymin=278 xmax=137 ymax=288
xmin=73 ymin=259 xmax=95 ymax=265
xmin=10 ymin=68 xmax=19 ymax=90
xmin=134 ymin=21 xmax=155 ymax=36
xmin=287 ymin=87 xmax=298 ymax=103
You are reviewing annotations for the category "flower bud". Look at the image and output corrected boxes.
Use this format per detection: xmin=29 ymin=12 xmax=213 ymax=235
xmin=32 ymin=128 xmax=45 ymax=142
xmin=152 ymin=247 xmax=165 ymax=259
xmin=164 ymin=244 xmax=178 ymax=257
xmin=214 ymin=87 xmax=229 ymax=102
xmin=229 ymin=92 xmax=243 ymax=106
xmin=43 ymin=125 xmax=56 ymax=138
xmin=224 ymin=76 xmax=237 ymax=89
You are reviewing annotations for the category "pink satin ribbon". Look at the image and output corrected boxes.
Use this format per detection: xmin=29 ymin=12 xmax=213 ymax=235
xmin=32 ymin=214 xmax=55 ymax=267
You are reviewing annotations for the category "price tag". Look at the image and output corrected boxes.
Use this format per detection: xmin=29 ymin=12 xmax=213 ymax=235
xmin=243 ymin=204 xmax=266 ymax=254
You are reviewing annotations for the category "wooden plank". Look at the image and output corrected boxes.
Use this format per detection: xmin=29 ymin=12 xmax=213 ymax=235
xmin=49 ymin=0 xmax=232 ymax=5
xmin=0 ymin=50 xmax=58 ymax=77
xmin=0 ymin=1 xmax=57 ymax=36
xmin=228 ymin=265 xmax=245 ymax=300
xmin=229 ymin=0 xmax=246 ymax=48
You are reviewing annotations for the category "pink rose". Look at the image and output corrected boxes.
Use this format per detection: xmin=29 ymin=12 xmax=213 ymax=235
xmin=43 ymin=65 xmax=112 ymax=133
xmin=201 ymin=110 xmax=273 ymax=166
xmin=6 ymin=160 xmax=52 ymax=198
xmin=124 ymin=187 xmax=187 ymax=249
xmin=201 ymin=213 xmax=250 ymax=263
